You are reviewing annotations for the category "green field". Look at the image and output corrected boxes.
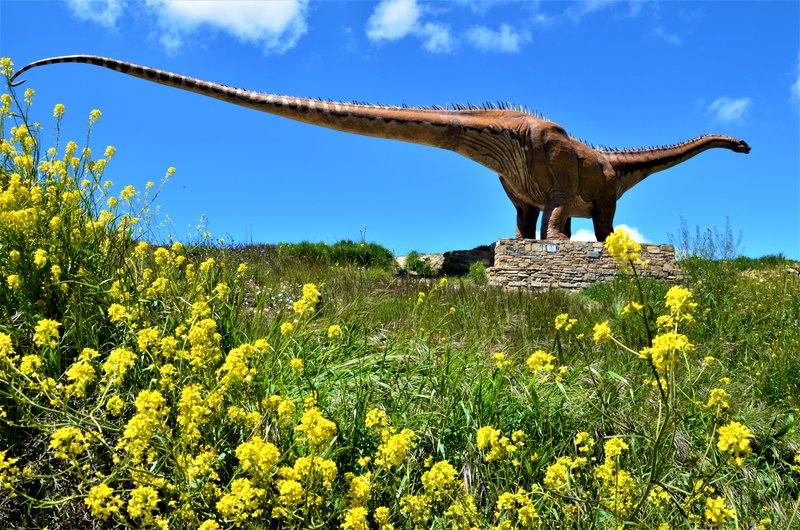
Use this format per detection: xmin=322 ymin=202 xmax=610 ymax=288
xmin=2 ymin=60 xmax=800 ymax=529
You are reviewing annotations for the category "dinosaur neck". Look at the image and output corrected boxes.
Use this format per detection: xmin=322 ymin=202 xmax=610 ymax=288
xmin=607 ymin=135 xmax=743 ymax=196
xmin=12 ymin=55 xmax=529 ymax=176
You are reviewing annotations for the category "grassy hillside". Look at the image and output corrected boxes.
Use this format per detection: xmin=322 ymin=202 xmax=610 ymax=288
xmin=1 ymin=61 xmax=799 ymax=529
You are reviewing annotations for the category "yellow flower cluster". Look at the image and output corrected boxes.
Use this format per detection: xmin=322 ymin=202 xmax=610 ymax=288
xmin=328 ymin=324 xmax=343 ymax=339
xmin=526 ymin=349 xmax=555 ymax=374
xmin=639 ymin=330 xmax=694 ymax=374
xmin=555 ymin=312 xmax=577 ymax=331
xmin=593 ymin=438 xmax=637 ymax=516
xmin=593 ymin=321 xmax=612 ymax=343
xmin=216 ymin=477 xmax=265 ymax=525
xmin=293 ymin=282 xmax=321 ymax=316
xmin=235 ymin=437 xmax=281 ymax=479
xmin=604 ymin=227 xmax=644 ymax=272
xmin=492 ymin=351 xmax=512 ymax=369
xmin=295 ymin=406 xmax=337 ymax=447
xmin=127 ymin=485 xmax=159 ymax=524
xmin=477 ymin=426 xmax=526 ymax=464
xmin=543 ymin=455 xmax=586 ymax=490
xmin=118 ymin=389 xmax=169 ymax=464
xmin=366 ymin=408 xmax=417 ymax=468
xmin=420 ymin=460 xmax=458 ymax=501
xmin=84 ymin=483 xmax=123 ymax=519
xmin=494 ymin=488 xmax=539 ymax=528
xmin=717 ymin=421 xmax=753 ymax=467
xmin=33 ymin=318 xmax=60 ymax=348
xmin=704 ymin=495 xmax=736 ymax=527
xmin=49 ymin=426 xmax=88 ymax=460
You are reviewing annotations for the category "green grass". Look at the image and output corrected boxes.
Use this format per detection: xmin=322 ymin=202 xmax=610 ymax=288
xmin=2 ymin=62 xmax=800 ymax=530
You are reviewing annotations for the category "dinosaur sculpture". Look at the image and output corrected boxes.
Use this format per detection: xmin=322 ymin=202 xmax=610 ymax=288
xmin=11 ymin=55 xmax=750 ymax=241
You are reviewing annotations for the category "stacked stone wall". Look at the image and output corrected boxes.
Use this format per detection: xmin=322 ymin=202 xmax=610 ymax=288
xmin=488 ymin=239 xmax=686 ymax=292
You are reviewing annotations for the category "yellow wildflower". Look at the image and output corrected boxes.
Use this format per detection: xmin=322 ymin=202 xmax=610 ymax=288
xmin=236 ymin=438 xmax=281 ymax=478
xmin=0 ymin=57 xmax=13 ymax=76
xmin=89 ymin=109 xmax=102 ymax=125
xmin=704 ymin=496 xmax=735 ymax=527
xmin=120 ymin=185 xmax=135 ymax=201
xmin=342 ymin=506 xmax=369 ymax=530
xmin=374 ymin=506 xmax=390 ymax=525
xmin=65 ymin=361 xmax=97 ymax=397
xmin=102 ymin=348 xmax=136 ymax=383
xmin=33 ymin=248 xmax=47 ymax=268
xmin=127 ymin=485 xmax=159 ymax=523
xmin=717 ymin=421 xmax=753 ymax=466
xmin=593 ymin=321 xmax=612 ymax=343
xmin=106 ymin=395 xmax=125 ymax=415
xmin=295 ymin=407 xmax=337 ymax=447
xmin=6 ymin=274 xmax=20 ymax=290
xmin=33 ymin=318 xmax=61 ymax=348
xmin=49 ymin=426 xmax=88 ymax=460
xmin=664 ymin=285 xmax=697 ymax=323
xmin=280 ymin=322 xmax=294 ymax=335
xmin=623 ymin=301 xmax=644 ymax=314
xmin=375 ymin=428 xmax=416 ymax=467
xmin=492 ymin=351 xmax=512 ymax=369
xmin=289 ymin=358 xmax=304 ymax=373
xmin=555 ymin=313 xmax=577 ymax=331
xmin=705 ymin=388 xmax=731 ymax=412
xmin=604 ymin=227 xmax=643 ymax=271
xmin=575 ymin=431 xmax=594 ymax=453
xmin=526 ymin=350 xmax=555 ymax=373
xmin=85 ymin=483 xmax=123 ymax=519
xmin=639 ymin=331 xmax=694 ymax=374
xmin=53 ymin=103 xmax=65 ymax=118
xmin=328 ymin=324 xmax=343 ymax=339
xmin=421 ymin=460 xmax=458 ymax=501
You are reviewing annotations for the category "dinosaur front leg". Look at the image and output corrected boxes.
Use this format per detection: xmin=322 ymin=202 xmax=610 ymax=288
xmin=515 ymin=204 xmax=539 ymax=239
xmin=541 ymin=200 xmax=570 ymax=240
xmin=591 ymin=199 xmax=616 ymax=242
xmin=499 ymin=176 xmax=539 ymax=239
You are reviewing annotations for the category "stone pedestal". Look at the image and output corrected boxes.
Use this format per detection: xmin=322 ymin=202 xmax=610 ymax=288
xmin=487 ymin=239 xmax=686 ymax=292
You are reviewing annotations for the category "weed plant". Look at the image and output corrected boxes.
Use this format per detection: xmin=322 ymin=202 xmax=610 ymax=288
xmin=1 ymin=59 xmax=799 ymax=529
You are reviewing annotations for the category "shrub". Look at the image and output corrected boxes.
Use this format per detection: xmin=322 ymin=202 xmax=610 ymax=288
xmin=403 ymin=250 xmax=437 ymax=277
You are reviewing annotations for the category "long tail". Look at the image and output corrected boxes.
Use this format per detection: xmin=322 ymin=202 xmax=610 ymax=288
xmin=11 ymin=55 xmax=530 ymax=176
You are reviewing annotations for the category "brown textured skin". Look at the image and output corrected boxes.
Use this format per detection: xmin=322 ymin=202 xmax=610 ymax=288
xmin=11 ymin=55 xmax=751 ymax=241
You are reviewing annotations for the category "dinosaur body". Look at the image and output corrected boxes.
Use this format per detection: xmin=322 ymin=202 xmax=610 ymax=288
xmin=11 ymin=55 xmax=750 ymax=241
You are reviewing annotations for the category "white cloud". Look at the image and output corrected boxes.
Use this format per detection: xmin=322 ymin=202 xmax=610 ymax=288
xmin=365 ymin=0 xmax=454 ymax=54
xmin=149 ymin=0 xmax=309 ymax=54
xmin=465 ymin=24 xmax=531 ymax=53
xmin=66 ymin=0 xmax=125 ymax=28
xmin=419 ymin=23 xmax=454 ymax=54
xmin=66 ymin=0 xmax=309 ymax=54
xmin=653 ymin=26 xmax=681 ymax=46
xmin=791 ymin=52 xmax=800 ymax=108
xmin=366 ymin=0 xmax=420 ymax=41
xmin=571 ymin=224 xmax=649 ymax=243
xmin=706 ymin=96 xmax=752 ymax=124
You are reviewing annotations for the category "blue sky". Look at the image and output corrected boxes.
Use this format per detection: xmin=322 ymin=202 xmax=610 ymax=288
xmin=1 ymin=0 xmax=798 ymax=258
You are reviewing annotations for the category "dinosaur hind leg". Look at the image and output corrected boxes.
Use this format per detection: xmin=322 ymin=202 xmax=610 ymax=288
xmin=591 ymin=200 xmax=616 ymax=242
xmin=541 ymin=200 xmax=570 ymax=240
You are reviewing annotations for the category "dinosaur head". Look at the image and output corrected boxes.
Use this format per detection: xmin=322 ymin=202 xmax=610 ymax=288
xmin=733 ymin=139 xmax=751 ymax=154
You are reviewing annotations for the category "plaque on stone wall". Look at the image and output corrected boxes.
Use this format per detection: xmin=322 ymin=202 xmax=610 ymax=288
xmin=546 ymin=244 xmax=558 ymax=253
